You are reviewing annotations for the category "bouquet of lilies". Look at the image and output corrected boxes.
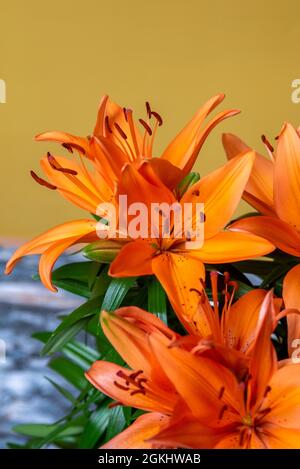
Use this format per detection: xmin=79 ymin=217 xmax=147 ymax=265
xmin=6 ymin=93 xmax=300 ymax=449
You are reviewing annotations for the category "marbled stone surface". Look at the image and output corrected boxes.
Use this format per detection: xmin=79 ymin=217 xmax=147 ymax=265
xmin=0 ymin=248 xmax=82 ymax=448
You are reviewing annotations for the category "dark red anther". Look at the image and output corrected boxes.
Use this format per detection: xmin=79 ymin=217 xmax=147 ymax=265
xmin=62 ymin=143 xmax=73 ymax=153
xmin=129 ymin=370 xmax=144 ymax=380
xmin=113 ymin=380 xmax=130 ymax=391
xmin=47 ymin=153 xmax=78 ymax=175
xmin=62 ymin=142 xmax=85 ymax=154
xmin=114 ymin=122 xmax=127 ymax=139
xmin=218 ymin=386 xmax=225 ymax=399
xmin=261 ymin=134 xmax=274 ymax=153
xmin=218 ymin=404 xmax=228 ymax=420
xmin=139 ymin=118 xmax=152 ymax=136
xmin=123 ymin=107 xmax=128 ymax=122
xmin=263 ymin=385 xmax=272 ymax=398
xmin=146 ymin=101 xmax=152 ymax=118
xmin=105 ymin=115 xmax=113 ymax=133
xmin=151 ymin=111 xmax=163 ymax=126
xmin=137 ymin=378 xmax=147 ymax=389
xmin=30 ymin=170 xmax=57 ymax=190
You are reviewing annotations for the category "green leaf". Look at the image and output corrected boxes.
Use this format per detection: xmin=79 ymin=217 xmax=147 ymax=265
xmin=79 ymin=405 xmax=110 ymax=448
xmin=35 ymin=332 xmax=99 ymax=368
xmin=101 ymin=277 xmax=137 ymax=312
xmin=54 ymin=296 xmax=102 ymax=333
xmin=105 ymin=406 xmax=126 ymax=441
xmin=62 ymin=339 xmax=100 ymax=369
xmin=45 ymin=377 xmax=77 ymax=404
xmin=38 ymin=296 xmax=102 ymax=355
xmin=51 ymin=279 xmax=91 ymax=298
xmin=52 ymin=261 xmax=96 ymax=282
xmin=176 ymin=171 xmax=200 ymax=198
xmin=13 ymin=423 xmax=82 ymax=439
xmin=40 ymin=317 xmax=90 ymax=356
xmin=148 ymin=278 xmax=168 ymax=324
xmin=50 ymin=261 xmax=99 ymax=298
xmin=90 ymin=266 xmax=111 ymax=298
xmin=30 ymin=416 xmax=87 ymax=449
xmin=88 ymin=262 xmax=103 ymax=291
xmin=49 ymin=357 xmax=88 ymax=390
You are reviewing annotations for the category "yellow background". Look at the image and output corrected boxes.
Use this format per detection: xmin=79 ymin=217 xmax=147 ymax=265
xmin=1 ymin=0 xmax=300 ymax=239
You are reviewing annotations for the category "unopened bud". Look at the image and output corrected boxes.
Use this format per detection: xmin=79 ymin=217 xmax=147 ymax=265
xmin=83 ymin=240 xmax=123 ymax=263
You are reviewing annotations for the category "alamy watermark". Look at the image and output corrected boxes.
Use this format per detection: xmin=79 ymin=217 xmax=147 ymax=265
xmin=95 ymin=195 xmax=205 ymax=249
xmin=291 ymin=79 xmax=300 ymax=103
xmin=0 ymin=79 xmax=6 ymax=103
xmin=291 ymin=338 xmax=300 ymax=363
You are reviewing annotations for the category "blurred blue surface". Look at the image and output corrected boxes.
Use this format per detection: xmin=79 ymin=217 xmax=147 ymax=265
xmin=0 ymin=248 xmax=83 ymax=448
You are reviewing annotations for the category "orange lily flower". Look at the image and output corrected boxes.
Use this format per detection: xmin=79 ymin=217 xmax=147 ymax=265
xmin=223 ymin=124 xmax=300 ymax=256
xmin=223 ymin=124 xmax=300 ymax=353
xmin=85 ymin=307 xmax=181 ymax=448
xmin=150 ymin=292 xmax=300 ymax=449
xmin=87 ymin=292 xmax=300 ymax=448
xmin=5 ymin=94 xmax=239 ymax=291
xmin=108 ymin=154 xmax=274 ymax=330
xmin=35 ymin=94 xmax=239 ymax=189
xmin=147 ymin=292 xmax=300 ymax=449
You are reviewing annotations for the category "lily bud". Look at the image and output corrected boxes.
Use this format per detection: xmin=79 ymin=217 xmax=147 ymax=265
xmin=83 ymin=240 xmax=123 ymax=263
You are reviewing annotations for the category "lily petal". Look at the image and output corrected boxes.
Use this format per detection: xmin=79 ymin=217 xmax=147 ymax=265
xmin=264 ymin=363 xmax=300 ymax=429
xmin=5 ymin=219 xmax=97 ymax=291
xmin=161 ymin=94 xmax=236 ymax=175
xmin=224 ymin=289 xmax=267 ymax=353
xmin=149 ymin=413 xmax=232 ymax=449
xmin=229 ymin=215 xmax=300 ymax=257
xmin=274 ymin=123 xmax=300 ymax=230
xmin=258 ymin=424 xmax=300 ymax=449
xmin=151 ymin=252 xmax=206 ymax=335
xmin=181 ymin=152 xmax=255 ymax=239
xmin=101 ymin=310 xmax=174 ymax=390
xmin=222 ymin=133 xmax=274 ymax=214
xmin=101 ymin=412 xmax=169 ymax=449
xmin=188 ymin=231 xmax=274 ymax=263
xmin=146 ymin=158 xmax=185 ymax=189
xmin=118 ymin=162 xmax=176 ymax=209
xmin=249 ymin=291 xmax=277 ymax=410
xmin=149 ymin=332 xmax=244 ymax=423
xmin=283 ymin=264 xmax=300 ymax=355
xmin=85 ymin=361 xmax=174 ymax=414
xmin=35 ymin=131 xmax=90 ymax=157
xmin=109 ymin=240 xmax=156 ymax=277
